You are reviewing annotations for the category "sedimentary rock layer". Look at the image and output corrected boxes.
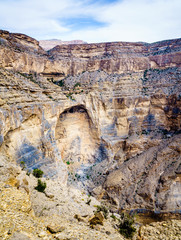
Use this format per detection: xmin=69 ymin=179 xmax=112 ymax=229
xmin=0 ymin=29 xmax=181 ymax=213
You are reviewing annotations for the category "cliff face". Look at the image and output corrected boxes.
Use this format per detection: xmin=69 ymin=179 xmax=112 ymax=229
xmin=1 ymin=30 xmax=181 ymax=77
xmin=0 ymin=30 xmax=181 ymax=214
xmin=47 ymin=39 xmax=181 ymax=75
xmin=0 ymin=30 xmax=47 ymax=73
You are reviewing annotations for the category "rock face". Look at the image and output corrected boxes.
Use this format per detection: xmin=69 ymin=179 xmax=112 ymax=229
xmin=1 ymin=29 xmax=181 ymax=78
xmin=0 ymin=29 xmax=181 ymax=216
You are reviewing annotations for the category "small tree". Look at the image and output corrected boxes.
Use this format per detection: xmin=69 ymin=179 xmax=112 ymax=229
xmin=35 ymin=179 xmax=46 ymax=192
xmin=119 ymin=213 xmax=136 ymax=239
xmin=33 ymin=168 xmax=44 ymax=178
xmin=20 ymin=161 xmax=25 ymax=170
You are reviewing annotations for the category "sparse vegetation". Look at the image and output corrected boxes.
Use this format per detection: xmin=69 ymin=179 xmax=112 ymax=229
xmin=66 ymin=92 xmax=75 ymax=101
xmin=48 ymin=95 xmax=53 ymax=99
xmin=141 ymin=129 xmax=149 ymax=135
xmin=47 ymin=77 xmax=54 ymax=82
xmin=86 ymin=198 xmax=91 ymax=205
xmin=143 ymin=69 xmax=148 ymax=80
xmin=18 ymin=72 xmax=37 ymax=84
xmin=95 ymin=205 xmax=109 ymax=219
xmin=73 ymin=82 xmax=81 ymax=89
xmin=119 ymin=213 xmax=136 ymax=239
xmin=33 ymin=168 xmax=44 ymax=178
xmin=20 ymin=161 xmax=25 ymax=170
xmin=35 ymin=179 xmax=46 ymax=192
xmin=58 ymin=79 xmax=65 ymax=87
xmin=26 ymin=170 xmax=31 ymax=176
xmin=110 ymin=213 xmax=117 ymax=221
xmin=75 ymin=173 xmax=80 ymax=179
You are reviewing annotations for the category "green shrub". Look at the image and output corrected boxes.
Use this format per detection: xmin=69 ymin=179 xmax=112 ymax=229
xmin=26 ymin=170 xmax=31 ymax=176
xmin=33 ymin=168 xmax=44 ymax=178
xmin=86 ymin=198 xmax=91 ymax=205
xmin=119 ymin=213 xmax=136 ymax=239
xmin=35 ymin=179 xmax=46 ymax=192
xmin=66 ymin=92 xmax=75 ymax=101
xmin=110 ymin=213 xmax=117 ymax=221
xmin=73 ymin=82 xmax=81 ymax=89
xmin=141 ymin=129 xmax=149 ymax=135
xmin=48 ymin=95 xmax=53 ymax=99
xmin=20 ymin=161 xmax=25 ymax=170
xmin=143 ymin=69 xmax=148 ymax=79
xmin=58 ymin=80 xmax=65 ymax=87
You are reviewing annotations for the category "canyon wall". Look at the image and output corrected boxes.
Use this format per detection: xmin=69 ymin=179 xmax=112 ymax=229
xmin=0 ymin=30 xmax=181 ymax=213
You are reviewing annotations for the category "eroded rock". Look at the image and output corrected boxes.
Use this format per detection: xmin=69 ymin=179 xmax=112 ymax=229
xmin=89 ymin=212 xmax=104 ymax=226
xmin=47 ymin=224 xmax=65 ymax=234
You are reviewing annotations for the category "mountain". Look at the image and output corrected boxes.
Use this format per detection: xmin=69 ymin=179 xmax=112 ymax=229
xmin=0 ymin=29 xmax=181 ymax=239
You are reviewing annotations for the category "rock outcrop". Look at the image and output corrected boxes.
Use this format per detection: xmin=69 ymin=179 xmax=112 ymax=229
xmin=0 ymin=29 xmax=181 ymax=218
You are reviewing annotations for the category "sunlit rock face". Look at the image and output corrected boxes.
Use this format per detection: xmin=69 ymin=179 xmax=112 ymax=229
xmin=55 ymin=105 xmax=99 ymax=164
xmin=0 ymin=29 xmax=181 ymax=212
xmin=1 ymin=30 xmax=181 ymax=78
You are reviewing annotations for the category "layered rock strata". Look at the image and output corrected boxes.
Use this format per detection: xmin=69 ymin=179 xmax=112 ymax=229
xmin=0 ymin=30 xmax=181 ymax=214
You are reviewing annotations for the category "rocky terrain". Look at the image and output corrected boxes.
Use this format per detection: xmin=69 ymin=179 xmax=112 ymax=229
xmin=0 ymin=29 xmax=181 ymax=239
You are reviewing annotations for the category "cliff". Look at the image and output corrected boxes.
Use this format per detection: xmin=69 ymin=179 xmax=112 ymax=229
xmin=0 ymin=30 xmax=181 ymax=239
xmin=1 ymin=29 xmax=181 ymax=77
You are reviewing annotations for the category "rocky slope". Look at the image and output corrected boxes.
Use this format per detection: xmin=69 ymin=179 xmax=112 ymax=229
xmin=0 ymin=29 xmax=181 ymax=239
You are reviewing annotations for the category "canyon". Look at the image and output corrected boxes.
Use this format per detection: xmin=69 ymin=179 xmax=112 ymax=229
xmin=0 ymin=29 xmax=181 ymax=239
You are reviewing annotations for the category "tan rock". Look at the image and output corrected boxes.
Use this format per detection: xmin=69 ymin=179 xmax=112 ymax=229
xmin=47 ymin=224 xmax=65 ymax=234
xmin=9 ymin=232 xmax=32 ymax=240
xmin=74 ymin=214 xmax=87 ymax=222
xmin=0 ymin=29 xmax=181 ymax=217
xmin=89 ymin=212 xmax=104 ymax=226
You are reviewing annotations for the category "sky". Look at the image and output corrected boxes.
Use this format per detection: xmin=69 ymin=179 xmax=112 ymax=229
xmin=0 ymin=0 xmax=181 ymax=43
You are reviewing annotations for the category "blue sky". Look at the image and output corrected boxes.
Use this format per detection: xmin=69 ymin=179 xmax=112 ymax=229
xmin=0 ymin=0 xmax=180 ymax=43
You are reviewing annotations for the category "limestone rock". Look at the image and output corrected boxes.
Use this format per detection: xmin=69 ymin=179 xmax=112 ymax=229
xmin=0 ymin=29 xmax=181 ymax=220
xmin=74 ymin=214 xmax=87 ymax=222
xmin=89 ymin=212 xmax=104 ymax=225
xmin=0 ymin=184 xmax=50 ymax=240
xmin=9 ymin=232 xmax=32 ymax=240
xmin=47 ymin=224 xmax=65 ymax=233
xmin=139 ymin=220 xmax=181 ymax=240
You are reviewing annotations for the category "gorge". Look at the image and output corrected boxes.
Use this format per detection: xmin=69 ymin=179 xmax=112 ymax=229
xmin=0 ymin=29 xmax=181 ymax=240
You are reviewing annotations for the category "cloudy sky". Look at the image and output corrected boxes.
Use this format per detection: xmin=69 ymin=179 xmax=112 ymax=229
xmin=0 ymin=0 xmax=180 ymax=43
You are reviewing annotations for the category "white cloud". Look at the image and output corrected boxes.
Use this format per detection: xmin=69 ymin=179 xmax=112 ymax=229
xmin=75 ymin=0 xmax=181 ymax=43
xmin=0 ymin=0 xmax=180 ymax=43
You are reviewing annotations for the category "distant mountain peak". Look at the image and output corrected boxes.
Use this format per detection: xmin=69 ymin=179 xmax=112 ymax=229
xmin=39 ymin=39 xmax=87 ymax=51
